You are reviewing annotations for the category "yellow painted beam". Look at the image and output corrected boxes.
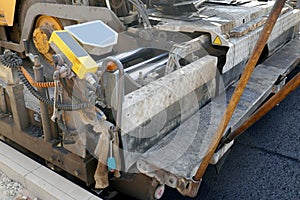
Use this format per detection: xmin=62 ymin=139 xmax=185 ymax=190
xmin=0 ymin=0 xmax=16 ymax=26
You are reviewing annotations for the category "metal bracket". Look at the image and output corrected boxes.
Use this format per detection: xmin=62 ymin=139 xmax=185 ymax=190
xmin=0 ymin=85 xmax=7 ymax=114
xmin=6 ymin=84 xmax=28 ymax=130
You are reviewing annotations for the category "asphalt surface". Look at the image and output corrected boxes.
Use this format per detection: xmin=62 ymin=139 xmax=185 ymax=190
xmin=162 ymin=68 xmax=300 ymax=199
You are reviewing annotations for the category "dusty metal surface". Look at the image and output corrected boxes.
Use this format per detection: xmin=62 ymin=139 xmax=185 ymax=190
xmin=227 ymin=65 xmax=282 ymax=130
xmin=229 ymin=36 xmax=300 ymax=131
xmin=152 ymin=2 xmax=300 ymax=74
xmin=120 ymin=55 xmax=217 ymax=171
xmin=137 ymin=35 xmax=300 ymax=196
xmin=223 ymin=38 xmax=300 ymax=143
xmin=160 ymin=78 xmax=300 ymax=199
xmin=263 ymin=35 xmax=300 ymax=73
xmin=223 ymin=9 xmax=300 ymax=73
xmin=6 ymin=84 xmax=29 ymax=131
xmin=137 ymin=91 xmax=226 ymax=194
xmin=152 ymin=1 xmax=275 ymax=44
xmin=226 ymin=70 xmax=300 ymax=144
xmin=23 ymin=85 xmax=41 ymax=114
xmin=193 ymin=0 xmax=288 ymax=183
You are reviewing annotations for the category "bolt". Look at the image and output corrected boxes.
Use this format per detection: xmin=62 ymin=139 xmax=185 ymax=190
xmin=74 ymin=170 xmax=80 ymax=176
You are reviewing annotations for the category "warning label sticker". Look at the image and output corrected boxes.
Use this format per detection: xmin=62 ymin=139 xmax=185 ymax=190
xmin=213 ymin=36 xmax=222 ymax=45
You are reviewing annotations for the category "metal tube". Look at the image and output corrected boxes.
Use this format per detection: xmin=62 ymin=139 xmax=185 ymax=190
xmin=105 ymin=0 xmax=111 ymax=10
xmin=223 ymin=71 xmax=300 ymax=144
xmin=33 ymin=56 xmax=52 ymax=142
xmin=125 ymin=52 xmax=168 ymax=73
xmin=102 ymin=57 xmax=125 ymax=131
xmin=193 ymin=0 xmax=287 ymax=182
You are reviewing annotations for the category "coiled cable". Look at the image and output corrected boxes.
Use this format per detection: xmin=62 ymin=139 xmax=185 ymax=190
xmin=0 ymin=51 xmax=22 ymax=68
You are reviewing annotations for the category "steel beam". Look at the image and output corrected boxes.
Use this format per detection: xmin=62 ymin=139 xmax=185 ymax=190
xmin=33 ymin=56 xmax=52 ymax=142
xmin=6 ymin=84 xmax=28 ymax=130
xmin=0 ymin=85 xmax=7 ymax=113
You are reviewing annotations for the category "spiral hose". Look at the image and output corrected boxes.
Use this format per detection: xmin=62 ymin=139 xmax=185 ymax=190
xmin=0 ymin=51 xmax=22 ymax=68
xmin=20 ymin=66 xmax=55 ymax=88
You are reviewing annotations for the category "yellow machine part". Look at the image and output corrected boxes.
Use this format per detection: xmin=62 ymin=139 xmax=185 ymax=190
xmin=49 ymin=30 xmax=98 ymax=79
xmin=33 ymin=16 xmax=63 ymax=62
xmin=0 ymin=0 xmax=16 ymax=26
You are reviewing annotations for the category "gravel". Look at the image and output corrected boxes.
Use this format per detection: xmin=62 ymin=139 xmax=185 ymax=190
xmin=0 ymin=170 xmax=38 ymax=200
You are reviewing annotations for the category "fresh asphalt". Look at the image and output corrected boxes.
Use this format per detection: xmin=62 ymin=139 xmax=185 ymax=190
xmin=162 ymin=68 xmax=300 ymax=199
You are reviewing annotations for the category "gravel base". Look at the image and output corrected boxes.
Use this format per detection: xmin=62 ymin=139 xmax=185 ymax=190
xmin=0 ymin=170 xmax=38 ymax=200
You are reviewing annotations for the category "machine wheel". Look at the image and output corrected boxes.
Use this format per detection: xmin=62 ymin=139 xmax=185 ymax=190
xmin=32 ymin=15 xmax=63 ymax=64
xmin=110 ymin=174 xmax=165 ymax=200
xmin=28 ymin=15 xmax=64 ymax=79
xmin=153 ymin=184 xmax=165 ymax=200
xmin=18 ymin=0 xmax=66 ymax=79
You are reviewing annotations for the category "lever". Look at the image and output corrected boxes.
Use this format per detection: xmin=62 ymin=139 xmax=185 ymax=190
xmin=22 ymin=39 xmax=35 ymax=62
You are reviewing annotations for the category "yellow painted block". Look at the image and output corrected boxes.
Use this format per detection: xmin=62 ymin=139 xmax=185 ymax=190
xmin=0 ymin=0 xmax=16 ymax=26
xmin=49 ymin=30 xmax=98 ymax=79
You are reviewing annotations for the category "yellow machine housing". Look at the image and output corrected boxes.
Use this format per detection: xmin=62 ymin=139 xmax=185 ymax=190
xmin=49 ymin=30 xmax=98 ymax=79
xmin=0 ymin=0 xmax=16 ymax=26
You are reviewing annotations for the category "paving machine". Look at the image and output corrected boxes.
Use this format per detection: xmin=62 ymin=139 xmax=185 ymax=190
xmin=0 ymin=0 xmax=299 ymax=199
